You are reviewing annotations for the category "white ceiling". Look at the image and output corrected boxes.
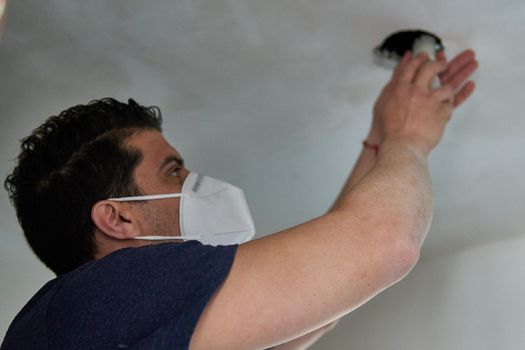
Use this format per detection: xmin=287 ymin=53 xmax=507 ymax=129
xmin=1 ymin=0 xmax=524 ymax=339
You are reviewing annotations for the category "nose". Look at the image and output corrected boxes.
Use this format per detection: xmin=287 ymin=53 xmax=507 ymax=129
xmin=181 ymin=168 xmax=190 ymax=185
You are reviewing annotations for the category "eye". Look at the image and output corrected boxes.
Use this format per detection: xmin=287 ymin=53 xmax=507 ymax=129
xmin=169 ymin=168 xmax=181 ymax=177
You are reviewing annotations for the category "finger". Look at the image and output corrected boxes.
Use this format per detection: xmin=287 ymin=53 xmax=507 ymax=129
xmin=413 ymin=60 xmax=447 ymax=89
xmin=398 ymin=52 xmax=431 ymax=83
xmin=436 ymin=50 xmax=447 ymax=81
xmin=440 ymin=49 xmax=475 ymax=81
xmin=439 ymin=49 xmax=476 ymax=84
xmin=436 ymin=49 xmax=447 ymax=63
xmin=392 ymin=51 xmax=412 ymax=81
xmin=453 ymin=81 xmax=476 ymax=108
xmin=445 ymin=60 xmax=479 ymax=91
xmin=434 ymin=84 xmax=455 ymax=102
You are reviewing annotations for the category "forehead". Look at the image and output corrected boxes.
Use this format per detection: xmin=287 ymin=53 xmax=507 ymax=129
xmin=126 ymin=129 xmax=183 ymax=171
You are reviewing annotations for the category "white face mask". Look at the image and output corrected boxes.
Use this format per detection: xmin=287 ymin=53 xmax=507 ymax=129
xmin=107 ymin=172 xmax=256 ymax=246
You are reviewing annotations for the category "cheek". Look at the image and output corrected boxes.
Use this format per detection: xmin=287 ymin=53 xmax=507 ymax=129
xmin=141 ymin=200 xmax=181 ymax=236
xmin=158 ymin=200 xmax=181 ymax=234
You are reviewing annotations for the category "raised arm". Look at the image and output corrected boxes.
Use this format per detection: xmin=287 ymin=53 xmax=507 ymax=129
xmin=278 ymin=49 xmax=478 ymax=350
xmin=189 ymin=50 xmax=478 ymax=350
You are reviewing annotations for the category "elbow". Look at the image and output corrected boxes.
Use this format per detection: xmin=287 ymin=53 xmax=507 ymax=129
xmin=381 ymin=218 xmax=424 ymax=274
xmin=379 ymin=233 xmax=421 ymax=282
xmin=396 ymin=239 xmax=420 ymax=274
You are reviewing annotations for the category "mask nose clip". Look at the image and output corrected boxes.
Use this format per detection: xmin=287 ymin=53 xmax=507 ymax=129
xmin=192 ymin=174 xmax=204 ymax=192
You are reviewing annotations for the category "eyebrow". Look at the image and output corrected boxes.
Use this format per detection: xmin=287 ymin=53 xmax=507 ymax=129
xmin=158 ymin=155 xmax=185 ymax=173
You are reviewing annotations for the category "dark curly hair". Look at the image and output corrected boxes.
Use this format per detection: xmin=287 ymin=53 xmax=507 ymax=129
xmin=4 ymin=98 xmax=163 ymax=275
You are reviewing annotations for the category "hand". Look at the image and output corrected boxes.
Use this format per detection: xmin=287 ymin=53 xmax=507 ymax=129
xmin=436 ymin=49 xmax=478 ymax=108
xmin=369 ymin=49 xmax=478 ymax=155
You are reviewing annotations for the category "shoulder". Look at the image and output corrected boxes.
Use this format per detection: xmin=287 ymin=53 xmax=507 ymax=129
xmin=53 ymin=241 xmax=239 ymax=313
xmin=69 ymin=241 xmax=238 ymax=281
xmin=3 ymin=242 xmax=239 ymax=350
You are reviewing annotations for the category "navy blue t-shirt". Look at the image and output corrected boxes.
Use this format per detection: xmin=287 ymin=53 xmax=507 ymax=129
xmin=1 ymin=241 xmax=238 ymax=350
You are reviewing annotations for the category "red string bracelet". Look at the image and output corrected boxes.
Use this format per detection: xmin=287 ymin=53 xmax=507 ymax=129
xmin=363 ymin=140 xmax=380 ymax=156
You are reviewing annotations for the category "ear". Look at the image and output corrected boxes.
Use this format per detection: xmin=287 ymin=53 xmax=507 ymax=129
xmin=91 ymin=200 xmax=140 ymax=240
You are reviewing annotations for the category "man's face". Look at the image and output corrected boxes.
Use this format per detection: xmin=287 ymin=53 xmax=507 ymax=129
xmin=125 ymin=129 xmax=190 ymax=238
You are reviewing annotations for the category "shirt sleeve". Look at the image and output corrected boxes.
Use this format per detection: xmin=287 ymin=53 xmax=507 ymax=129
xmin=47 ymin=241 xmax=239 ymax=350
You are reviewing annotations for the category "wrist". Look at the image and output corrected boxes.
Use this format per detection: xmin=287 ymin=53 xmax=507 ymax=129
xmin=365 ymin=128 xmax=382 ymax=145
xmin=381 ymin=137 xmax=429 ymax=159
xmin=362 ymin=128 xmax=382 ymax=156
xmin=362 ymin=140 xmax=380 ymax=156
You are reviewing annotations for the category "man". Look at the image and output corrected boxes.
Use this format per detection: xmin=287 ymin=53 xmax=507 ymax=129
xmin=1 ymin=49 xmax=478 ymax=349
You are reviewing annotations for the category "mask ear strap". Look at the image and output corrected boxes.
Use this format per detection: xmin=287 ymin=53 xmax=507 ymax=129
xmin=107 ymin=193 xmax=188 ymax=201
xmin=132 ymin=230 xmax=248 ymax=241
xmin=132 ymin=235 xmax=201 ymax=241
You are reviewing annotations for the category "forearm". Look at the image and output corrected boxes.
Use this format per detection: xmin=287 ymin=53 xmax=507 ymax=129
xmin=329 ymin=129 xmax=380 ymax=212
xmin=269 ymin=132 xmax=424 ymax=350
xmin=269 ymin=139 xmax=432 ymax=348
xmin=333 ymin=138 xmax=433 ymax=248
